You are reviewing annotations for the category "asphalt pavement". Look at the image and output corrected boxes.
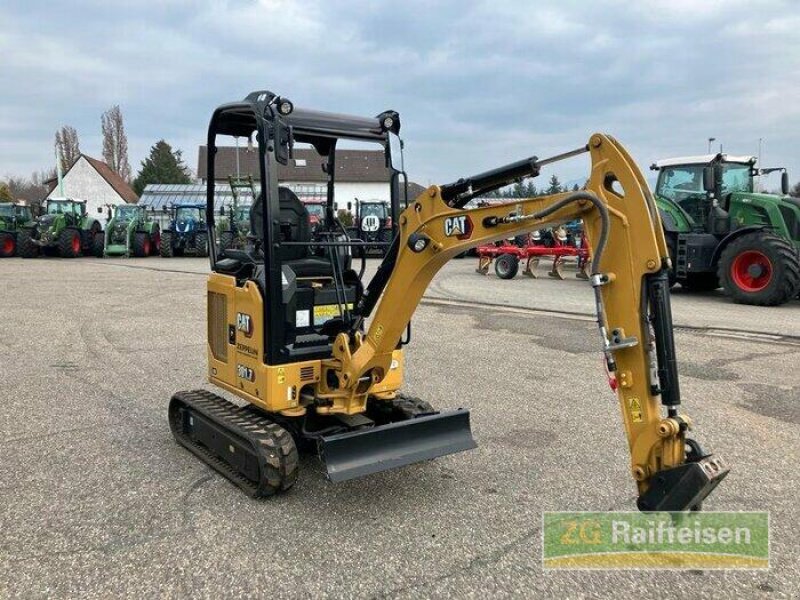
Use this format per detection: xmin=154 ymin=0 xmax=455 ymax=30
xmin=0 ymin=257 xmax=798 ymax=599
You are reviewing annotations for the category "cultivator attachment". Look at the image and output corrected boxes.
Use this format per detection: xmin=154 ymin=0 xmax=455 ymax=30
xmin=320 ymin=409 xmax=477 ymax=483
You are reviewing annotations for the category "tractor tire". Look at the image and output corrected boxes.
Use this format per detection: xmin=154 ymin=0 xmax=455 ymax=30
xmin=17 ymin=229 xmax=39 ymax=258
xmin=219 ymin=231 xmax=235 ymax=252
xmin=150 ymin=226 xmax=161 ymax=256
xmin=132 ymin=232 xmax=151 ymax=257
xmin=0 ymin=232 xmax=16 ymax=257
xmin=682 ymin=273 xmax=719 ymax=292
xmin=194 ymin=231 xmax=209 ymax=257
xmin=495 ymin=253 xmax=520 ymax=279
xmin=717 ymin=231 xmax=800 ymax=306
xmin=160 ymin=231 xmax=175 ymax=257
xmin=91 ymin=231 xmax=105 ymax=258
xmin=58 ymin=228 xmax=82 ymax=258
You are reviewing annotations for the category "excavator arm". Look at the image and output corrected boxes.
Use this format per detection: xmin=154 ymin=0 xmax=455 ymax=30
xmin=324 ymin=133 xmax=728 ymax=511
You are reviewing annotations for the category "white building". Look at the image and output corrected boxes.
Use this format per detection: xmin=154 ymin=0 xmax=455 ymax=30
xmin=47 ymin=155 xmax=138 ymax=226
xmin=197 ymin=146 xmax=398 ymax=209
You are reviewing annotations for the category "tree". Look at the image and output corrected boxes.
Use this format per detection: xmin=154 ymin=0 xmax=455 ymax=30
xmin=101 ymin=105 xmax=131 ymax=182
xmin=791 ymin=181 xmax=800 ymax=198
xmin=133 ymin=140 xmax=192 ymax=195
xmin=55 ymin=125 xmax=81 ymax=172
xmin=572 ymin=183 xmax=580 ymax=192
xmin=3 ymin=169 xmax=54 ymax=207
xmin=546 ymin=174 xmax=562 ymax=195
xmin=0 ymin=182 xmax=13 ymax=202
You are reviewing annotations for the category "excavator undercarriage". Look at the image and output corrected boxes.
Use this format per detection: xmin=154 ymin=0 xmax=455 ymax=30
xmin=168 ymin=91 xmax=728 ymax=510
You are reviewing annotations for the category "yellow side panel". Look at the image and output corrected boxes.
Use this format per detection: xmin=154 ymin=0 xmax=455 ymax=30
xmin=207 ymin=272 xmax=404 ymax=413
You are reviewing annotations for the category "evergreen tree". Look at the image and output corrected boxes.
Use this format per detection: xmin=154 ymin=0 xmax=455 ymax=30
xmin=133 ymin=140 xmax=192 ymax=196
xmin=546 ymin=174 xmax=562 ymax=195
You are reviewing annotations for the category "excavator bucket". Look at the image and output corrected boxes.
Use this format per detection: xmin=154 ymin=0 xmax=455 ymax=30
xmin=320 ymin=409 xmax=477 ymax=483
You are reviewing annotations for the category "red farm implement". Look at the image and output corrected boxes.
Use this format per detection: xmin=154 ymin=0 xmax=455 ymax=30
xmin=476 ymin=226 xmax=590 ymax=280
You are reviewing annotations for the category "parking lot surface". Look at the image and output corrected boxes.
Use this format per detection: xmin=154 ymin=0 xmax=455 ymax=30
xmin=1 ymin=257 xmax=798 ymax=598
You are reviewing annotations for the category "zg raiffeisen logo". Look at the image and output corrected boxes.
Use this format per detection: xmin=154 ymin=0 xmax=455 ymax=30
xmin=542 ymin=512 xmax=769 ymax=569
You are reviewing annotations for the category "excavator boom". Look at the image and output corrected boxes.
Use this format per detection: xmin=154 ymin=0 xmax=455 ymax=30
xmin=324 ymin=133 xmax=728 ymax=510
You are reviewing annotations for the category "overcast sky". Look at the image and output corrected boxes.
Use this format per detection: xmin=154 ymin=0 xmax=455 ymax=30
xmin=2 ymin=0 xmax=799 ymax=189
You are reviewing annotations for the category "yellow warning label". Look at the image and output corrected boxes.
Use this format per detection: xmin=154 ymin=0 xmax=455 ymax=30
xmin=277 ymin=367 xmax=286 ymax=385
xmin=313 ymin=303 xmax=354 ymax=325
xmin=628 ymin=397 xmax=643 ymax=423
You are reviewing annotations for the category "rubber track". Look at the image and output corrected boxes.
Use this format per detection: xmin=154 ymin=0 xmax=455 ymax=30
xmin=169 ymin=389 xmax=299 ymax=497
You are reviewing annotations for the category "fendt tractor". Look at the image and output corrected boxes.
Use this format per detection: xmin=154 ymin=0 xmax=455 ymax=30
xmin=0 ymin=202 xmax=33 ymax=257
xmin=103 ymin=204 xmax=161 ymax=257
xmin=167 ymin=90 xmax=728 ymax=514
xmin=18 ymin=198 xmax=104 ymax=258
xmin=652 ymin=153 xmax=800 ymax=305
xmin=160 ymin=203 xmax=211 ymax=257
xmin=218 ymin=176 xmax=255 ymax=251
xmin=349 ymin=199 xmax=393 ymax=256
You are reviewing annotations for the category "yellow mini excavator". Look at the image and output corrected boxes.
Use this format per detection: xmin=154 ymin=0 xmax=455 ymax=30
xmin=168 ymin=90 xmax=728 ymax=511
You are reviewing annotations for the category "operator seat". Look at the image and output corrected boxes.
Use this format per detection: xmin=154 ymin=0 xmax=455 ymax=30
xmin=250 ymin=186 xmax=334 ymax=278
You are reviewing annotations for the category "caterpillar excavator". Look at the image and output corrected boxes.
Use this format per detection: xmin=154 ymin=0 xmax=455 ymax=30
xmin=168 ymin=90 xmax=729 ymax=511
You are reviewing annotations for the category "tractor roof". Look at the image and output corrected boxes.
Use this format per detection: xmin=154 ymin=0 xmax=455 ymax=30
xmin=651 ymin=154 xmax=756 ymax=170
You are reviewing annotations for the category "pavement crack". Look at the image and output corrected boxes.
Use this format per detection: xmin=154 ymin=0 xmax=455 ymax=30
xmin=372 ymin=525 xmax=542 ymax=599
xmin=181 ymin=473 xmax=215 ymax=528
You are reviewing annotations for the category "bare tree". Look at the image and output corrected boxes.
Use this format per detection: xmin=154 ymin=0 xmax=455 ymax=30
xmin=101 ymin=105 xmax=131 ymax=182
xmin=4 ymin=168 xmax=56 ymax=206
xmin=55 ymin=125 xmax=81 ymax=172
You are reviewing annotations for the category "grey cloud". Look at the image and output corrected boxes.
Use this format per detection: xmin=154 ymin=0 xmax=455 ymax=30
xmin=1 ymin=0 xmax=798 ymax=189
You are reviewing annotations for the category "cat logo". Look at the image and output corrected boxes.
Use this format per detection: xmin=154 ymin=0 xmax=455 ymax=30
xmin=236 ymin=313 xmax=253 ymax=337
xmin=443 ymin=215 xmax=473 ymax=240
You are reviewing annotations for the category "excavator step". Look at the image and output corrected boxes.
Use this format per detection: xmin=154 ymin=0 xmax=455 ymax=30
xmin=320 ymin=409 xmax=477 ymax=483
xmin=168 ymin=389 xmax=299 ymax=497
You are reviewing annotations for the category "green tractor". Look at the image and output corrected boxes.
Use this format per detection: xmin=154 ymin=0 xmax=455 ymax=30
xmin=104 ymin=204 xmax=161 ymax=257
xmin=18 ymin=198 xmax=104 ymax=259
xmin=652 ymin=153 xmax=800 ymax=305
xmin=217 ymin=176 xmax=255 ymax=251
xmin=0 ymin=203 xmax=34 ymax=257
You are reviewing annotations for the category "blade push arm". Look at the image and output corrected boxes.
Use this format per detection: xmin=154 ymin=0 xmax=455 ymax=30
xmin=326 ymin=134 xmax=727 ymax=510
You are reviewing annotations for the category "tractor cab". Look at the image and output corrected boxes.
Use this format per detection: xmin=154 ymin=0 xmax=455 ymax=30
xmin=46 ymin=198 xmax=85 ymax=220
xmin=205 ymin=90 xmax=405 ymax=365
xmin=113 ymin=204 xmax=143 ymax=221
xmin=651 ymin=154 xmax=800 ymax=305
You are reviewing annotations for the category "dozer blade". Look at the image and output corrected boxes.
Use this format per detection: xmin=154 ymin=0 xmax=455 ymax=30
xmin=320 ymin=409 xmax=477 ymax=483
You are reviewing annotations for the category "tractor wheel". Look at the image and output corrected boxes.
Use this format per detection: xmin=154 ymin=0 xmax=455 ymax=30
xmin=717 ymin=231 xmax=800 ymax=306
xmin=0 ymin=232 xmax=16 ymax=257
xmin=150 ymin=226 xmax=161 ymax=256
xmin=92 ymin=231 xmax=105 ymax=257
xmin=194 ymin=231 xmax=209 ymax=257
xmin=160 ymin=231 xmax=175 ymax=257
xmin=17 ymin=229 xmax=38 ymax=258
xmin=494 ymin=253 xmax=520 ymax=279
xmin=219 ymin=231 xmax=235 ymax=252
xmin=132 ymin=232 xmax=151 ymax=257
xmin=682 ymin=273 xmax=719 ymax=292
xmin=58 ymin=228 xmax=82 ymax=258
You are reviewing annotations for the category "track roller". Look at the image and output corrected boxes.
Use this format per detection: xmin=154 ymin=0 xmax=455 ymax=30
xmin=168 ymin=390 xmax=299 ymax=497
